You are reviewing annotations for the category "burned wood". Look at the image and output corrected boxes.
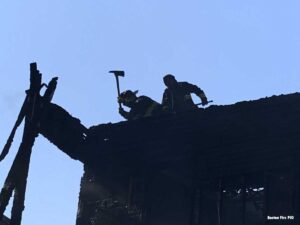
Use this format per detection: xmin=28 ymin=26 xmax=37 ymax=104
xmin=0 ymin=215 xmax=9 ymax=225
xmin=0 ymin=63 xmax=58 ymax=225
xmin=43 ymin=77 xmax=58 ymax=102
xmin=39 ymin=103 xmax=87 ymax=160
xmin=0 ymin=97 xmax=28 ymax=162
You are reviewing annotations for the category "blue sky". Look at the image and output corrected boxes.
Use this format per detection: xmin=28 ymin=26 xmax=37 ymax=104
xmin=1 ymin=1 xmax=300 ymax=224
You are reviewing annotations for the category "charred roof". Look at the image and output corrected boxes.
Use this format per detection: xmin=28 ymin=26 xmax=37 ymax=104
xmin=40 ymin=92 xmax=300 ymax=184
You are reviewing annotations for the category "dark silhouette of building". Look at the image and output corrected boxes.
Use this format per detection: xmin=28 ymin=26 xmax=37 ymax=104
xmin=38 ymin=93 xmax=300 ymax=225
xmin=0 ymin=65 xmax=298 ymax=224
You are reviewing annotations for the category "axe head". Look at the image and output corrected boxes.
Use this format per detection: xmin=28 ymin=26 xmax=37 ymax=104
xmin=109 ymin=70 xmax=125 ymax=77
xmin=30 ymin=62 xmax=37 ymax=71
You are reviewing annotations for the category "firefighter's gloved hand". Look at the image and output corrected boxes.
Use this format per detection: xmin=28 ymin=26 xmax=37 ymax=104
xmin=117 ymin=97 xmax=123 ymax=104
xmin=119 ymin=107 xmax=128 ymax=117
xmin=119 ymin=107 xmax=125 ymax=114
xmin=198 ymin=92 xmax=208 ymax=106
xmin=201 ymin=97 xmax=208 ymax=106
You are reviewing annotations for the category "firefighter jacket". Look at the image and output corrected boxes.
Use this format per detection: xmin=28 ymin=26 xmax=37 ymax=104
xmin=120 ymin=96 xmax=162 ymax=120
xmin=162 ymin=82 xmax=206 ymax=113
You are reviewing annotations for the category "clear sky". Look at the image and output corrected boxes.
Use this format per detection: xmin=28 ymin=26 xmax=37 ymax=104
xmin=1 ymin=0 xmax=300 ymax=224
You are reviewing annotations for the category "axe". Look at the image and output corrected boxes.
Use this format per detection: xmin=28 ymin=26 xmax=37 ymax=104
xmin=109 ymin=70 xmax=125 ymax=109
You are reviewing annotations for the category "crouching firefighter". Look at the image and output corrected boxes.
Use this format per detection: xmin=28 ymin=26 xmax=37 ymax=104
xmin=118 ymin=90 xmax=162 ymax=120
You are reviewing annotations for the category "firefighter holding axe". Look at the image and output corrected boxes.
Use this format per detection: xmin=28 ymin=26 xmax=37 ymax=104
xmin=109 ymin=71 xmax=162 ymax=120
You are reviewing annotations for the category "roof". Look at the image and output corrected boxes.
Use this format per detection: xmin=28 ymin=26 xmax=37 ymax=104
xmin=40 ymin=93 xmax=300 ymax=183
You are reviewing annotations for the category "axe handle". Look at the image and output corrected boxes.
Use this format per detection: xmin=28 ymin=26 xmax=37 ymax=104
xmin=196 ymin=100 xmax=213 ymax=106
xmin=114 ymin=75 xmax=122 ymax=109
